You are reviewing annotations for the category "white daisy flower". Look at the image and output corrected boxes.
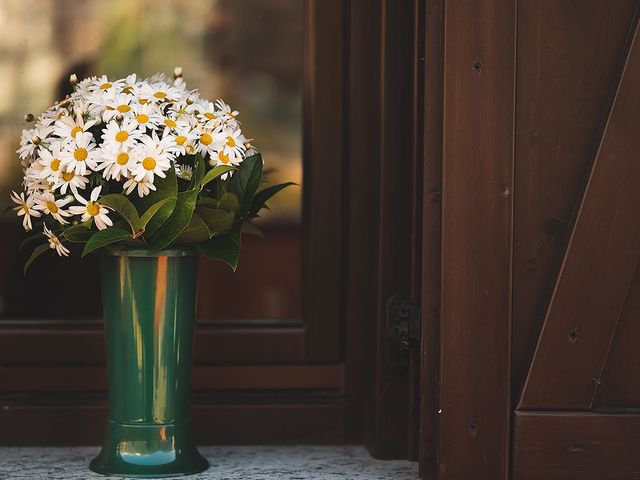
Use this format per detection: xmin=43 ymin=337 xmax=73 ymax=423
xmin=167 ymin=125 xmax=198 ymax=157
xmin=121 ymin=74 xmax=140 ymax=96
xmin=176 ymin=164 xmax=193 ymax=181
xmin=53 ymin=114 xmax=96 ymax=141
xmin=130 ymin=103 xmax=163 ymax=131
xmin=123 ymin=177 xmax=157 ymax=198
xmin=87 ymin=75 xmax=125 ymax=93
xmin=33 ymin=191 xmax=73 ymax=225
xmin=10 ymin=191 xmax=41 ymax=231
xmin=130 ymin=137 xmax=172 ymax=182
xmin=140 ymin=81 xmax=181 ymax=103
xmin=37 ymin=144 xmax=64 ymax=181
xmin=215 ymin=99 xmax=239 ymax=117
xmin=43 ymin=224 xmax=70 ymax=257
xmin=17 ymin=126 xmax=53 ymax=161
xmin=210 ymin=127 xmax=246 ymax=166
xmin=69 ymin=186 xmax=113 ymax=230
xmin=100 ymin=92 xmax=135 ymax=122
xmin=97 ymin=146 xmax=134 ymax=181
xmin=24 ymin=163 xmax=48 ymax=192
xmin=195 ymin=126 xmax=220 ymax=156
xmin=197 ymin=101 xmax=221 ymax=126
xmin=60 ymin=132 xmax=98 ymax=175
xmin=101 ymin=118 xmax=143 ymax=150
xmin=52 ymin=168 xmax=89 ymax=196
xmin=141 ymin=129 xmax=177 ymax=157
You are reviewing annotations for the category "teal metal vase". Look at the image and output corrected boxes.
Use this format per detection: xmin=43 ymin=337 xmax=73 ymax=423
xmin=90 ymin=249 xmax=209 ymax=478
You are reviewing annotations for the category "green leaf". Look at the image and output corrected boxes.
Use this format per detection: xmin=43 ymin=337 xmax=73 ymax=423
xmin=148 ymin=189 xmax=199 ymax=250
xmin=62 ymin=225 xmax=94 ymax=243
xmin=196 ymin=197 xmax=219 ymax=209
xmin=24 ymin=244 xmax=50 ymax=274
xmin=197 ymin=207 xmax=234 ymax=235
xmin=99 ymin=193 xmax=140 ymax=233
xmin=218 ymin=192 xmax=240 ymax=215
xmin=229 ymin=153 xmax=263 ymax=215
xmin=175 ymin=212 xmax=210 ymax=245
xmin=197 ymin=224 xmax=242 ymax=271
xmin=241 ymin=221 xmax=264 ymax=238
xmin=139 ymin=197 xmax=177 ymax=230
xmin=190 ymin=154 xmax=205 ymax=189
xmin=19 ymin=231 xmax=45 ymax=252
xmin=82 ymin=228 xmax=132 ymax=257
xmin=132 ymin=166 xmax=178 ymax=235
xmin=199 ymin=165 xmax=235 ymax=189
xmin=250 ymin=182 xmax=297 ymax=216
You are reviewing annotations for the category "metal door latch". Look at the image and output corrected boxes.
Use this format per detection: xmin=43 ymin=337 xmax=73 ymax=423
xmin=387 ymin=294 xmax=421 ymax=350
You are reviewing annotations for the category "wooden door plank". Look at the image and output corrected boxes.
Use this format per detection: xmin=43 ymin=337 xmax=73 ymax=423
xmin=439 ymin=0 xmax=515 ymax=478
xmin=513 ymin=411 xmax=640 ymax=480
xmin=594 ymin=259 xmax=640 ymax=407
xmin=519 ymin=17 xmax=640 ymax=409
xmin=511 ymin=0 xmax=640 ymax=405
xmin=419 ymin=0 xmax=444 ymax=476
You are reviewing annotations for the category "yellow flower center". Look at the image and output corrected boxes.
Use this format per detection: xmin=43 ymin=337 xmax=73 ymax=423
xmin=136 ymin=114 xmax=149 ymax=124
xmin=204 ymin=112 xmax=216 ymax=120
xmin=74 ymin=148 xmax=88 ymax=161
xmin=139 ymin=98 xmax=149 ymax=105
xmin=218 ymin=151 xmax=230 ymax=164
xmin=71 ymin=126 xmax=83 ymax=138
xmin=200 ymin=133 xmax=213 ymax=145
xmin=50 ymin=159 xmax=61 ymax=171
xmin=123 ymin=86 xmax=134 ymax=94
xmin=62 ymin=171 xmax=74 ymax=181
xmin=164 ymin=119 xmax=177 ymax=128
xmin=22 ymin=204 xmax=29 ymax=214
xmin=175 ymin=135 xmax=187 ymax=145
xmin=225 ymin=136 xmax=236 ymax=147
xmin=86 ymin=202 xmax=100 ymax=216
xmin=47 ymin=201 xmax=58 ymax=214
xmin=117 ymin=104 xmax=131 ymax=113
xmin=154 ymin=91 xmax=167 ymax=99
xmin=100 ymin=83 xmax=112 ymax=90
xmin=115 ymin=131 xmax=129 ymax=142
xmin=116 ymin=152 xmax=129 ymax=165
xmin=142 ymin=157 xmax=156 ymax=170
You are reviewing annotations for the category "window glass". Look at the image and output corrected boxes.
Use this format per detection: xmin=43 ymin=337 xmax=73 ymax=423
xmin=0 ymin=0 xmax=302 ymax=320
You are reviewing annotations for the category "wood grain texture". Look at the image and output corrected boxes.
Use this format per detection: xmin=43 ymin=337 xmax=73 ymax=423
xmin=519 ymin=15 xmax=640 ymax=410
xmin=0 ymin=365 xmax=344 ymax=393
xmin=344 ymin=0 xmax=382 ymax=445
xmin=419 ymin=0 xmax=443 ymax=476
xmin=594 ymin=260 xmax=640 ymax=407
xmin=368 ymin=0 xmax=417 ymax=460
xmin=0 ymin=320 xmax=306 ymax=365
xmin=439 ymin=0 xmax=515 ymax=478
xmin=512 ymin=0 xmax=640 ymax=404
xmin=513 ymin=411 xmax=640 ymax=480
xmin=0 ymin=401 xmax=345 ymax=446
xmin=302 ymin=0 xmax=345 ymax=362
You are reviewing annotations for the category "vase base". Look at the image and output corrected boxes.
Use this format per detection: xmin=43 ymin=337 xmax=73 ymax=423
xmin=90 ymin=419 xmax=209 ymax=478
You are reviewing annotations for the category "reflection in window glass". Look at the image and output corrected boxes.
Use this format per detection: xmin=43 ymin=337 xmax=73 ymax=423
xmin=0 ymin=0 xmax=302 ymax=320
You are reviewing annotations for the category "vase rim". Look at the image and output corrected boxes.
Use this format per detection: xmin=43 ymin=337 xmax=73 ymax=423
xmin=101 ymin=247 xmax=199 ymax=258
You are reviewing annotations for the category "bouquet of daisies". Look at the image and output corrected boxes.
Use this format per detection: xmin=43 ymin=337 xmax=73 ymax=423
xmin=10 ymin=70 xmax=292 ymax=271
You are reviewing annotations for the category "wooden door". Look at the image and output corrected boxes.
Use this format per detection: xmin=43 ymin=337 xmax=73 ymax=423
xmin=512 ymin=2 xmax=640 ymax=478
xmin=420 ymin=0 xmax=640 ymax=479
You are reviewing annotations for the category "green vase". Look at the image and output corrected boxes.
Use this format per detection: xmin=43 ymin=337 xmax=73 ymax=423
xmin=90 ymin=249 xmax=209 ymax=478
